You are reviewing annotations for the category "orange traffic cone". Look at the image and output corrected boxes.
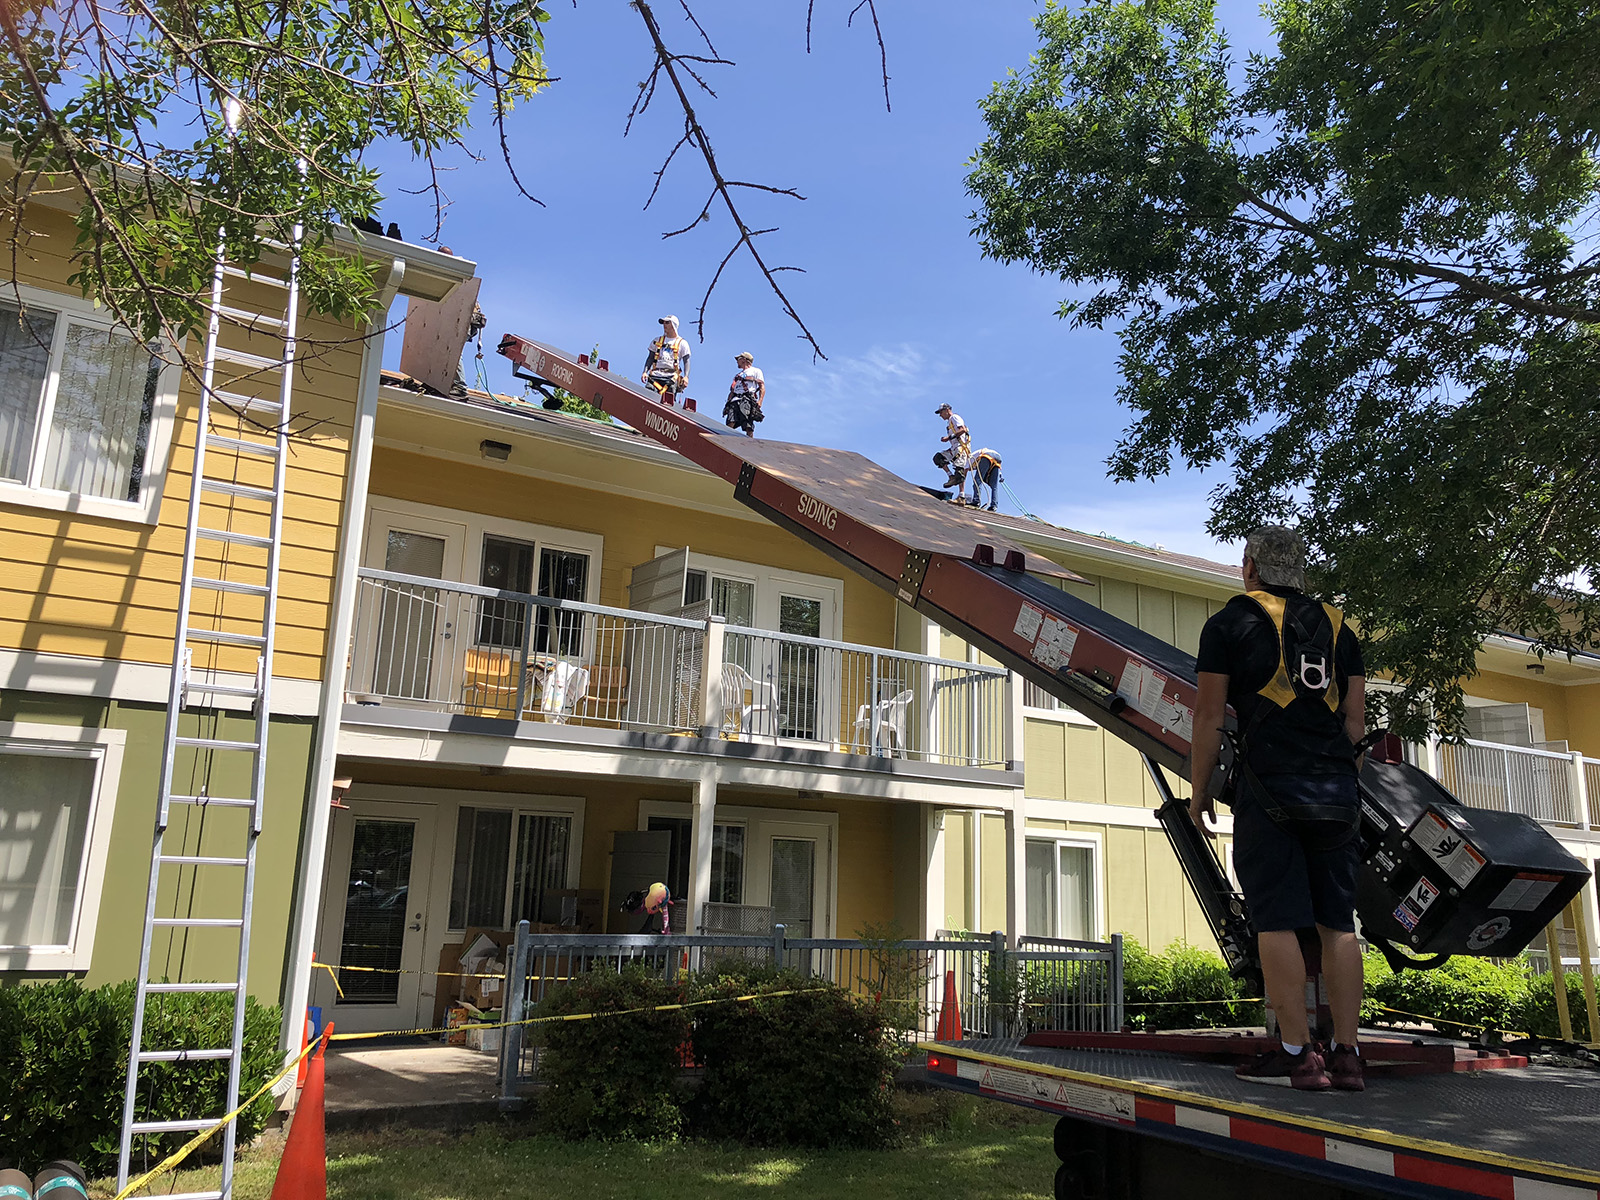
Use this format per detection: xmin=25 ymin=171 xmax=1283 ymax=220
xmin=935 ymin=970 xmax=964 ymax=1041
xmin=270 ymin=1025 xmax=331 ymax=1200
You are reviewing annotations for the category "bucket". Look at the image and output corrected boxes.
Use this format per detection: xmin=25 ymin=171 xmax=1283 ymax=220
xmin=32 ymin=1161 xmax=88 ymax=1198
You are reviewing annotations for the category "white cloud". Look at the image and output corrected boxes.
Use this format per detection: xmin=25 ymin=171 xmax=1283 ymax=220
xmin=1038 ymin=488 xmax=1237 ymax=567
xmin=760 ymin=342 xmax=951 ymax=457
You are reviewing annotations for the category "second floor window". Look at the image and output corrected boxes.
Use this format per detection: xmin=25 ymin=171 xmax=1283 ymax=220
xmin=476 ymin=535 xmax=591 ymax=655
xmin=1 ymin=296 xmax=162 ymax=504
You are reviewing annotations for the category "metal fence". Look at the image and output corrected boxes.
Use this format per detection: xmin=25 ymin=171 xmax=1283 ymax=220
xmin=722 ymin=626 xmax=1008 ymax=766
xmin=1437 ymin=739 xmax=1583 ymax=827
xmin=495 ymin=922 xmax=1123 ymax=1106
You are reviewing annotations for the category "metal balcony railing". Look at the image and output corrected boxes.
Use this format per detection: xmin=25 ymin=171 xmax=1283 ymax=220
xmin=348 ymin=569 xmax=1011 ymax=767
xmin=1434 ymin=739 xmax=1594 ymax=828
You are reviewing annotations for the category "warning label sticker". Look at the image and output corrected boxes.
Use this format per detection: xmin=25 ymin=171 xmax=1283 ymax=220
xmin=1393 ymin=876 xmax=1439 ymax=932
xmin=1116 ymin=660 xmax=1169 ymax=721
xmin=1029 ymin=616 xmax=1079 ymax=671
xmin=1014 ymin=604 xmax=1044 ymax=643
xmin=1156 ymin=696 xmax=1194 ymax=743
xmin=1411 ymin=811 xmax=1485 ymax=888
xmin=975 ymin=1064 xmax=1134 ymax=1123
xmin=1360 ymin=799 xmax=1388 ymax=831
xmin=1490 ymin=873 xmax=1563 ymax=913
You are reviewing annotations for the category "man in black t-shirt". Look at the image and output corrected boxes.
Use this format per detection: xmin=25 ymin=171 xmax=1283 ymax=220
xmin=1190 ymin=526 xmax=1368 ymax=1093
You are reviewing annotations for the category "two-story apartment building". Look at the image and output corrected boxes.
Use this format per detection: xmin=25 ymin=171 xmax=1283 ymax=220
xmin=4 ymin=198 xmax=1596 ymax=1050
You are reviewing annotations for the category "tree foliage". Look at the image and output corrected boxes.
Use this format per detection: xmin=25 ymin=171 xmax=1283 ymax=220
xmin=968 ymin=0 xmax=1600 ymax=737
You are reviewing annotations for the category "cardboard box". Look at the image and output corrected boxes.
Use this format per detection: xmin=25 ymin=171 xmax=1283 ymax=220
xmin=434 ymin=928 xmax=517 ymax=1025
xmin=539 ymin=888 xmax=605 ymax=933
xmin=445 ymin=1005 xmax=474 ymax=1046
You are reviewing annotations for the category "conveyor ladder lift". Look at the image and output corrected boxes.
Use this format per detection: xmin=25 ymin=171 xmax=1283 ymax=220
xmin=116 ymin=168 xmax=302 ymax=1197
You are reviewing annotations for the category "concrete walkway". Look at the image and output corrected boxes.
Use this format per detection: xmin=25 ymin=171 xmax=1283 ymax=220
xmin=324 ymin=1037 xmax=504 ymax=1129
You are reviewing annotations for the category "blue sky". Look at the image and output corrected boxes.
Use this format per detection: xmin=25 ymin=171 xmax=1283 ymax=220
xmin=370 ymin=1 xmax=1276 ymax=564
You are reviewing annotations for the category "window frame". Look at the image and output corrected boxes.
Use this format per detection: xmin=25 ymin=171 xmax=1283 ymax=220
xmin=654 ymin=545 xmax=843 ymax=639
xmin=0 ymin=721 xmax=127 ymax=970
xmin=1021 ymin=829 xmax=1104 ymax=942
xmin=0 ymin=281 xmax=181 ymax=524
xmin=444 ymin=796 xmax=585 ymax=934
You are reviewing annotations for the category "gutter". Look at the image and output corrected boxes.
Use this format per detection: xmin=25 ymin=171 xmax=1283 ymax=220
xmin=276 ymin=257 xmax=408 ymax=1056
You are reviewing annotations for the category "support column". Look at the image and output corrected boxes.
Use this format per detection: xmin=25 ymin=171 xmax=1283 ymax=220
xmin=686 ymin=765 xmax=720 ymax=935
xmin=1571 ymin=751 xmax=1591 ymax=831
xmin=698 ymin=616 xmax=726 ymax=738
xmin=924 ymin=807 xmax=948 ymax=939
xmin=1004 ymin=671 xmax=1025 ymax=773
xmin=1004 ymin=792 xmax=1027 ymax=945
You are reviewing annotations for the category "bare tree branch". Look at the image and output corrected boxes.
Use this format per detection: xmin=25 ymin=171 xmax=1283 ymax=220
xmin=846 ymin=0 xmax=891 ymax=112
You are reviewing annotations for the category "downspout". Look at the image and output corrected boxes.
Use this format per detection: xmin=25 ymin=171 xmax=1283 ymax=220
xmin=278 ymin=258 xmax=406 ymax=1055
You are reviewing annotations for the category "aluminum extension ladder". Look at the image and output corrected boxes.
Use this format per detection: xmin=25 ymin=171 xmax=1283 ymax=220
xmin=116 ymin=207 xmax=302 ymax=1196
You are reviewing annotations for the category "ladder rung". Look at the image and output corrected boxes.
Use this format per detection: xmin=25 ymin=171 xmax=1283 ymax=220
xmin=195 ymin=527 xmax=273 ymax=549
xmin=185 ymin=625 xmax=267 ymax=647
xmin=222 ymin=265 xmax=289 ymax=288
xmin=182 ymin=680 xmax=262 ymax=700
xmin=192 ymin=576 xmax=271 ymax=597
xmin=198 ymin=478 xmax=276 ymax=503
xmin=211 ymin=387 xmax=285 ymax=415
xmin=159 ymin=854 xmax=250 ymax=867
xmin=206 ymin=433 xmax=281 ymax=459
xmin=215 ymin=304 xmax=287 ymax=331
xmin=214 ymin=346 xmax=285 ymax=372
xmin=174 ymin=736 xmax=261 ymax=752
xmin=139 ymin=1048 xmax=235 ymax=1062
xmin=151 ymin=917 xmax=245 ymax=928
xmin=130 ymin=1118 xmax=227 ymax=1135
xmin=145 ymin=981 xmax=242 ymax=994
xmin=168 ymin=794 xmax=256 ymax=809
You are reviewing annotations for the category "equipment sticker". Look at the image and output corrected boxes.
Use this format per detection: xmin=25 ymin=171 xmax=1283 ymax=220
xmin=1014 ymin=604 xmax=1044 ymax=642
xmin=1116 ymin=660 xmax=1169 ymax=721
xmin=1393 ymin=876 xmax=1439 ymax=932
xmin=1467 ymin=916 xmax=1513 ymax=951
xmin=1157 ymin=696 xmax=1194 ymax=743
xmin=1360 ymin=799 xmax=1388 ymax=831
xmin=1411 ymin=811 xmax=1485 ymax=888
xmin=1489 ymin=872 xmax=1563 ymax=913
xmin=971 ymin=1062 xmax=1134 ymax=1124
xmin=1030 ymin=616 xmax=1078 ymax=671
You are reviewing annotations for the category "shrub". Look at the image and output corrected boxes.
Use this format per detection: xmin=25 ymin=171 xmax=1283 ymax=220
xmin=1366 ymin=952 xmax=1531 ymax=1036
xmin=1121 ymin=939 xmax=1263 ymax=1030
xmin=0 ymin=979 xmax=281 ymax=1178
xmin=690 ymin=967 xmax=899 ymax=1148
xmin=532 ymin=963 xmax=688 ymax=1141
xmin=1520 ymin=969 xmax=1594 ymax=1042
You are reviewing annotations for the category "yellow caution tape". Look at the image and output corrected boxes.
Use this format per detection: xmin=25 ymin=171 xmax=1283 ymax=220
xmin=114 ymin=1034 xmax=322 ymax=1200
xmin=311 ymin=960 xmax=344 ymax=999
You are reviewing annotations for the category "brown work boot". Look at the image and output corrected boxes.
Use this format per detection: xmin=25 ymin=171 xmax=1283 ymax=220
xmin=1325 ymin=1044 xmax=1365 ymax=1091
xmin=1235 ymin=1044 xmax=1330 ymax=1091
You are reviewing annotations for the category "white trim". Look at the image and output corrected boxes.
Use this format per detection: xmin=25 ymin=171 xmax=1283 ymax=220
xmin=0 ymin=280 xmax=181 ymax=526
xmin=0 ymin=721 xmax=126 ymax=970
xmin=1024 ymin=795 xmax=1237 ymax=836
xmin=0 ymin=646 xmax=322 ymax=715
xmin=1023 ymin=827 xmax=1106 ymax=941
xmin=637 ymin=798 xmax=839 ymax=937
xmin=370 ymin=494 xmax=604 ymax=604
xmin=1022 ymin=703 xmax=1099 ymax=729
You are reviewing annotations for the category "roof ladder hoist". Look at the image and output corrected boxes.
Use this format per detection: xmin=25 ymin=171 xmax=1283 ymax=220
xmin=117 ymin=154 xmax=302 ymax=1200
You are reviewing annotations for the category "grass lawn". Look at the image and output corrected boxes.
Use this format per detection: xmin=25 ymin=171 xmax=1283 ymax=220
xmin=92 ymin=1092 xmax=1058 ymax=1199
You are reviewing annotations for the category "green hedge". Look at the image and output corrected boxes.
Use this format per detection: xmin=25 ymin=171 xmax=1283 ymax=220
xmin=689 ymin=967 xmax=900 ymax=1148
xmin=1121 ymin=939 xmax=1264 ymax=1030
xmin=0 ymin=979 xmax=281 ymax=1177
xmin=1363 ymin=951 xmax=1594 ymax=1040
xmin=531 ymin=963 xmax=689 ymax=1141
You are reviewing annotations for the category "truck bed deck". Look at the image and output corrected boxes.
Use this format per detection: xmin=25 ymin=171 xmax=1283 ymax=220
xmin=926 ymin=1037 xmax=1600 ymax=1199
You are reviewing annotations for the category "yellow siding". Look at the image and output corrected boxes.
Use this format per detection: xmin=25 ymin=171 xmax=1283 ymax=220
xmin=1 ymin=205 xmax=364 ymax=680
xmin=1569 ymin=684 xmax=1600 ymax=759
xmin=1463 ymin=671 xmax=1576 ymax=745
xmin=368 ymin=448 xmax=898 ymax=650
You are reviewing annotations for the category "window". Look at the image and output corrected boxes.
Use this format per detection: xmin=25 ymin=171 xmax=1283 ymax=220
xmin=537 ymin=547 xmax=590 ymax=655
xmin=1023 ymin=679 xmax=1096 ymax=726
xmin=0 ymin=287 xmax=174 ymax=518
xmin=647 ymin=816 xmax=745 ymax=905
xmin=1024 ymin=836 xmax=1098 ymax=942
xmin=0 ymin=723 xmax=125 ymax=970
xmin=449 ymin=804 xmax=574 ymax=929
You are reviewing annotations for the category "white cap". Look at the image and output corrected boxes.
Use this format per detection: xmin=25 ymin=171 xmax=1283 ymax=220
xmin=659 ymin=314 xmax=680 ymax=326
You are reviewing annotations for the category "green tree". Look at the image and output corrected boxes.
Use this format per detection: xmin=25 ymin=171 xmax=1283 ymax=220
xmin=968 ymin=0 xmax=1600 ymax=737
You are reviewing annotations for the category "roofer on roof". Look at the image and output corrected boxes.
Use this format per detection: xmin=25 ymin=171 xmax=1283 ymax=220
xmin=723 ymin=351 xmax=765 ymax=437
xmin=932 ymin=402 xmax=971 ymax=491
xmin=1189 ymin=526 xmax=1369 ymax=1094
xmin=967 ymin=448 xmax=1002 ymax=510
xmin=642 ymin=315 xmax=690 ymax=404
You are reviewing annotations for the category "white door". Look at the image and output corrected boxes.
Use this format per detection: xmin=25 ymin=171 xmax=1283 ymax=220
xmin=314 ymin=800 xmax=438 ymax=1033
xmin=765 ymin=588 xmax=839 ymax=744
xmin=747 ymin=820 xmax=832 ymax=939
xmin=357 ymin=512 xmax=466 ymax=706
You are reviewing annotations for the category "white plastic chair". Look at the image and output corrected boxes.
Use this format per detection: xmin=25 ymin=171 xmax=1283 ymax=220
xmin=721 ymin=662 xmax=779 ymax=737
xmin=853 ymin=688 xmax=913 ymax=757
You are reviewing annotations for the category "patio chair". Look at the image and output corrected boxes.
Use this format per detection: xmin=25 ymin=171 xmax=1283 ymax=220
xmin=721 ymin=662 xmax=780 ymax=737
xmin=852 ymin=688 xmax=913 ymax=757
xmin=533 ymin=660 xmax=590 ymax=724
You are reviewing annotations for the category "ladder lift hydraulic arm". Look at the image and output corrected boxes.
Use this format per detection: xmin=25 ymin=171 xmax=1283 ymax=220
xmin=498 ymin=333 xmax=1590 ymax=982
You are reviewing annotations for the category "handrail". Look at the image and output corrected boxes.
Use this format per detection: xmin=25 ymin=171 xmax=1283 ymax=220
xmin=724 ymin=622 xmax=1008 ymax=673
xmin=1452 ymin=738 xmax=1582 ymax=764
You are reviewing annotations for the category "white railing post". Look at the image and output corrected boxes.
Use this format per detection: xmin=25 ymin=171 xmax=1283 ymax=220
xmin=868 ymin=651 xmax=881 ymax=755
xmin=1004 ymin=671 xmax=1024 ymax=772
xmin=1424 ymin=735 xmax=1442 ymax=781
xmin=698 ymin=615 xmax=726 ymax=738
xmin=1573 ymin=752 xmax=1592 ymax=831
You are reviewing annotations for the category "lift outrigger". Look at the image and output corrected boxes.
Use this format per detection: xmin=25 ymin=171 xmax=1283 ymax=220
xmin=499 ymin=332 xmax=1600 ymax=1199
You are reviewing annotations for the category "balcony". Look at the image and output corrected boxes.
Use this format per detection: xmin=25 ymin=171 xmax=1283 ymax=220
xmin=345 ymin=568 xmax=1010 ymax=770
xmin=1433 ymin=739 xmax=1598 ymax=830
